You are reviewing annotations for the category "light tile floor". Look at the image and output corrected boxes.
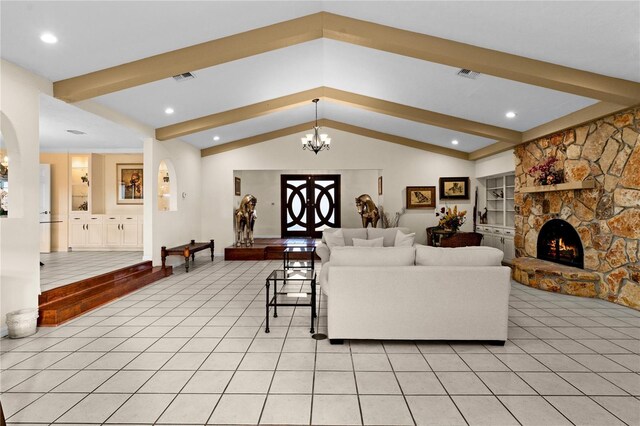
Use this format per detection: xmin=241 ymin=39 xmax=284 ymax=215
xmin=40 ymin=251 xmax=144 ymax=291
xmin=2 ymin=259 xmax=639 ymax=425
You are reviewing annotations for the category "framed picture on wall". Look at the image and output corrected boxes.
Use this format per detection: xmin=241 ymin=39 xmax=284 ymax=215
xmin=117 ymin=163 xmax=143 ymax=204
xmin=235 ymin=177 xmax=241 ymax=196
xmin=378 ymin=176 xmax=383 ymax=196
xmin=406 ymin=186 xmax=436 ymax=209
xmin=439 ymin=177 xmax=470 ymax=200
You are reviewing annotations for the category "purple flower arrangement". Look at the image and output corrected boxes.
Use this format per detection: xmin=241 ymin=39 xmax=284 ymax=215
xmin=528 ymin=156 xmax=564 ymax=186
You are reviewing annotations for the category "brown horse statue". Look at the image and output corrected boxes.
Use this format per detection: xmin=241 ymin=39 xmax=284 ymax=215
xmin=355 ymin=194 xmax=379 ymax=228
xmin=234 ymin=194 xmax=257 ymax=247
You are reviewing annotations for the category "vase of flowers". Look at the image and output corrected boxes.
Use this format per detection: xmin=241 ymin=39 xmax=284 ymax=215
xmin=528 ymin=156 xmax=564 ymax=186
xmin=435 ymin=205 xmax=467 ymax=232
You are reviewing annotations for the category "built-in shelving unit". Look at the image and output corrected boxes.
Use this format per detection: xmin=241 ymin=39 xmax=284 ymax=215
xmin=478 ymin=172 xmax=516 ymax=264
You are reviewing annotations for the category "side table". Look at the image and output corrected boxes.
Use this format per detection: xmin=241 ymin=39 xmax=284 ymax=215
xmin=265 ymin=269 xmax=317 ymax=334
xmin=283 ymin=246 xmax=316 ymax=271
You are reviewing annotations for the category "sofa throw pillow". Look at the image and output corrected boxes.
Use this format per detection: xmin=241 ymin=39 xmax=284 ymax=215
xmin=368 ymin=227 xmax=411 ymax=247
xmin=415 ymin=244 xmax=503 ymax=266
xmin=331 ymin=246 xmax=416 ymax=266
xmin=325 ymin=229 xmax=346 ymax=249
xmin=353 ymin=237 xmax=384 ymax=247
xmin=394 ymin=230 xmax=416 ymax=247
xmin=341 ymin=228 xmax=368 ymax=245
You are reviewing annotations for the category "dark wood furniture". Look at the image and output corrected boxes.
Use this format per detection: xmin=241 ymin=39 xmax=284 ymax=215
xmin=440 ymin=232 xmax=484 ymax=247
xmin=161 ymin=239 xmax=214 ymax=272
xmin=225 ymin=237 xmax=317 ymax=261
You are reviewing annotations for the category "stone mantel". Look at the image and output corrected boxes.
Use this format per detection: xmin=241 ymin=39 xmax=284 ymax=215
xmin=520 ymin=176 xmax=595 ymax=194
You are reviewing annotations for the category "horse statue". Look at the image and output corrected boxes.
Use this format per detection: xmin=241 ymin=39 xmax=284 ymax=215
xmin=355 ymin=194 xmax=380 ymax=228
xmin=234 ymin=194 xmax=257 ymax=247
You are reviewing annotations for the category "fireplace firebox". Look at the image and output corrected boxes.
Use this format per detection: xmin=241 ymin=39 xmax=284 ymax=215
xmin=537 ymin=219 xmax=584 ymax=269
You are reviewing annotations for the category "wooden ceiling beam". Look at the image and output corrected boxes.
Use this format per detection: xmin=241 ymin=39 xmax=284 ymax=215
xmin=156 ymin=88 xmax=323 ymax=141
xmin=54 ymin=13 xmax=324 ymax=102
xmin=54 ymin=12 xmax=640 ymax=105
xmin=201 ymin=118 xmax=471 ymax=159
xmin=322 ymin=13 xmax=640 ymax=106
xmin=323 ymin=88 xmax=521 ymax=144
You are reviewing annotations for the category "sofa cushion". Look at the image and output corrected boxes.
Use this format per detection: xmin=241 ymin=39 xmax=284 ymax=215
xmin=324 ymin=229 xmax=346 ymax=249
xmin=394 ymin=230 xmax=415 ymax=247
xmin=353 ymin=237 xmax=384 ymax=247
xmin=342 ymin=228 xmax=368 ymax=246
xmin=367 ymin=227 xmax=411 ymax=247
xmin=331 ymin=246 xmax=416 ymax=267
xmin=415 ymin=244 xmax=504 ymax=266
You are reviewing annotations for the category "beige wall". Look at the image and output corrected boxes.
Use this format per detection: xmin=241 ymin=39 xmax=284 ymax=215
xmin=39 ymin=152 xmax=143 ymax=251
xmin=1 ymin=60 xmax=53 ymax=335
xmin=39 ymin=153 xmax=69 ymax=250
xmin=103 ymin=153 xmax=144 ymax=215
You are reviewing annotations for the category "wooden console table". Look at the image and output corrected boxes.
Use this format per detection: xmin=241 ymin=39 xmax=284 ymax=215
xmin=161 ymin=239 xmax=214 ymax=272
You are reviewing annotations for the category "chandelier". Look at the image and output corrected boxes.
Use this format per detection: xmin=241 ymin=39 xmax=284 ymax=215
xmin=301 ymin=98 xmax=330 ymax=154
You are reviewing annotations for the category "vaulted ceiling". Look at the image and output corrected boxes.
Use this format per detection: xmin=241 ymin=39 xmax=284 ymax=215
xmin=2 ymin=1 xmax=639 ymax=159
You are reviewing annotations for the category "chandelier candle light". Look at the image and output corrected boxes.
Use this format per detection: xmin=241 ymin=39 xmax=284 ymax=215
xmin=301 ymin=98 xmax=331 ymax=154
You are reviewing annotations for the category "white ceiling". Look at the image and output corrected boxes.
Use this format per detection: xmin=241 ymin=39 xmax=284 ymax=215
xmin=39 ymin=95 xmax=143 ymax=152
xmin=2 ymin=1 xmax=638 ymax=153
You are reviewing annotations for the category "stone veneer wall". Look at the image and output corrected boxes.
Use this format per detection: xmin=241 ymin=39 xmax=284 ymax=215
xmin=514 ymin=107 xmax=640 ymax=309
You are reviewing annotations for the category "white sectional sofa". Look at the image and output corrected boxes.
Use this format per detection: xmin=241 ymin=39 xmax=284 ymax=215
xmin=316 ymin=227 xmax=411 ymax=263
xmin=320 ymin=245 xmax=511 ymax=345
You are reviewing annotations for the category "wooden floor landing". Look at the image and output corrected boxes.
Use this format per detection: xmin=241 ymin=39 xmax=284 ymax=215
xmin=224 ymin=238 xmax=318 ymax=261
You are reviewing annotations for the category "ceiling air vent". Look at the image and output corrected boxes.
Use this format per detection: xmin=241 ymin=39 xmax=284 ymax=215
xmin=172 ymin=72 xmax=195 ymax=82
xmin=457 ymin=69 xmax=480 ymax=79
xmin=66 ymin=129 xmax=86 ymax=135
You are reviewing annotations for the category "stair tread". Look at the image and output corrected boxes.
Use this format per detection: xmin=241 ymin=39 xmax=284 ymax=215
xmin=39 ymin=265 xmax=171 ymax=326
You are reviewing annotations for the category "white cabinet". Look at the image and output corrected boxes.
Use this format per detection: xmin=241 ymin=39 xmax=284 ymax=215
xmin=478 ymin=225 xmax=515 ymax=264
xmin=68 ymin=214 xmax=103 ymax=248
xmin=104 ymin=215 xmax=141 ymax=248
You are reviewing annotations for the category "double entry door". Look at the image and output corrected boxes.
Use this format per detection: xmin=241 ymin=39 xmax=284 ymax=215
xmin=281 ymin=174 xmax=340 ymax=238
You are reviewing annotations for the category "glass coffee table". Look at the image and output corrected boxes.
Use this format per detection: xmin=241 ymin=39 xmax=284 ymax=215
xmin=265 ymin=269 xmax=317 ymax=334
xmin=283 ymin=246 xmax=316 ymax=271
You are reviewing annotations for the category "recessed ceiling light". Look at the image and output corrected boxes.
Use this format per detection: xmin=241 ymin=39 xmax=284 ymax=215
xmin=213 ymin=135 xmax=220 ymax=141
xmin=164 ymin=107 xmax=174 ymax=115
xmin=66 ymin=129 xmax=86 ymax=135
xmin=40 ymin=33 xmax=58 ymax=44
xmin=451 ymin=140 xmax=459 ymax=145
xmin=505 ymin=111 xmax=517 ymax=119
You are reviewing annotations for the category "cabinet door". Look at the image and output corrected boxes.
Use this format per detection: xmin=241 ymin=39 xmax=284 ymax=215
xmin=503 ymin=237 xmax=516 ymax=263
xmin=69 ymin=222 xmax=86 ymax=247
xmin=121 ymin=222 xmax=138 ymax=246
xmin=86 ymin=223 xmax=103 ymax=246
xmin=105 ymin=223 xmax=122 ymax=246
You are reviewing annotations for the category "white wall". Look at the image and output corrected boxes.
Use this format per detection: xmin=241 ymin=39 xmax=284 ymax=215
xmin=475 ymin=149 xmax=515 ymax=178
xmin=202 ymin=128 xmax=477 ymax=249
xmin=238 ymin=169 xmax=378 ymax=236
xmin=0 ymin=60 xmax=53 ymax=334
xmin=144 ymin=138 xmax=202 ymax=266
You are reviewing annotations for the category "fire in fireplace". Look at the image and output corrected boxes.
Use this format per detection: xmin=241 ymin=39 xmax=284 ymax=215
xmin=537 ymin=219 xmax=584 ymax=269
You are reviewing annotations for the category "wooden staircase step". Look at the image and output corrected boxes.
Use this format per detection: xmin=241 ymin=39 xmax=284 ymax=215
xmin=39 ymin=264 xmax=171 ymax=327
xmin=39 ymin=261 xmax=152 ymax=305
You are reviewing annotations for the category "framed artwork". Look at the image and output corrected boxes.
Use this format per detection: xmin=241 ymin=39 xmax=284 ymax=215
xmin=234 ymin=177 xmax=241 ymax=196
xmin=117 ymin=164 xmax=143 ymax=204
xmin=378 ymin=176 xmax=383 ymax=196
xmin=406 ymin=186 xmax=436 ymax=209
xmin=439 ymin=177 xmax=470 ymax=200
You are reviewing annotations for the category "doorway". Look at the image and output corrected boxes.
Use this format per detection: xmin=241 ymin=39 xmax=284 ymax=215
xmin=280 ymin=174 xmax=340 ymax=238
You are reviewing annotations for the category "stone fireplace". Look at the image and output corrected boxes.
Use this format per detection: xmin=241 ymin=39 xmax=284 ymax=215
xmin=537 ymin=219 xmax=584 ymax=269
xmin=512 ymin=107 xmax=640 ymax=310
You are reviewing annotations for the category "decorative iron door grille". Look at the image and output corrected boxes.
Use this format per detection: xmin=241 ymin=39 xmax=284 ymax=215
xmin=281 ymin=174 xmax=341 ymax=238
